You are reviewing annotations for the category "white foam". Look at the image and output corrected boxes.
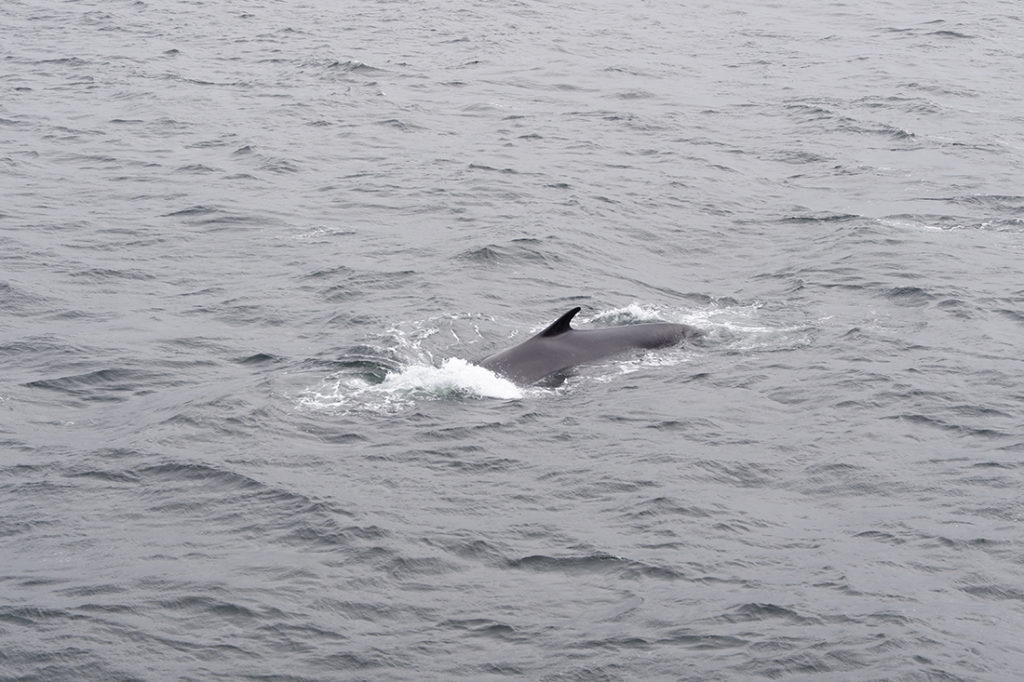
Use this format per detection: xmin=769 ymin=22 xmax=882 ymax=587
xmin=877 ymin=216 xmax=946 ymax=231
xmin=592 ymin=300 xmax=800 ymax=338
xmin=586 ymin=302 xmax=666 ymax=324
xmin=298 ymin=358 xmax=521 ymax=414
xmin=379 ymin=358 xmax=522 ymax=400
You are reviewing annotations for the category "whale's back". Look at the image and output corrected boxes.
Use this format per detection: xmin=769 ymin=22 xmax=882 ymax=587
xmin=477 ymin=308 xmax=699 ymax=385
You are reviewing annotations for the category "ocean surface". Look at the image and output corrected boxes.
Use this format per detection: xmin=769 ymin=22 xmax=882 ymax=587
xmin=2 ymin=0 xmax=1023 ymax=679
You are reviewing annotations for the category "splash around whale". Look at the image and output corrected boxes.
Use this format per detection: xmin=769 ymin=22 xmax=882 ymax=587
xmin=476 ymin=306 xmax=701 ymax=386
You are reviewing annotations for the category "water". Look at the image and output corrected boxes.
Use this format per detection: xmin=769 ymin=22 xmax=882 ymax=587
xmin=2 ymin=0 xmax=1023 ymax=679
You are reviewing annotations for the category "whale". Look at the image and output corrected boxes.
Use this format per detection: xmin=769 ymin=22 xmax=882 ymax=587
xmin=476 ymin=306 xmax=700 ymax=385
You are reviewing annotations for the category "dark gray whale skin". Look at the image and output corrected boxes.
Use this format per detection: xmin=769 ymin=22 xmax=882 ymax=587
xmin=477 ymin=307 xmax=701 ymax=385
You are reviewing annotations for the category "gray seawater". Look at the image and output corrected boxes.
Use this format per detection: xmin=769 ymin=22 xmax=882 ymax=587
xmin=2 ymin=0 xmax=1023 ymax=679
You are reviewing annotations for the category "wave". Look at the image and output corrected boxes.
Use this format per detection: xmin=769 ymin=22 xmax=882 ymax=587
xmin=299 ymin=357 xmax=523 ymax=413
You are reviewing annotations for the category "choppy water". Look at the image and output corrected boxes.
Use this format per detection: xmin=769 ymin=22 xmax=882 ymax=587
xmin=3 ymin=0 xmax=1023 ymax=679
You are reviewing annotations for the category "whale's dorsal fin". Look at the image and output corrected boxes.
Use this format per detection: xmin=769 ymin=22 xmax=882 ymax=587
xmin=539 ymin=307 xmax=581 ymax=337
